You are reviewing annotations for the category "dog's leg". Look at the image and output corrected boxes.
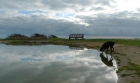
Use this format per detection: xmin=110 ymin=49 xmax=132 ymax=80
xmin=106 ymin=54 xmax=108 ymax=59
xmin=112 ymin=47 xmax=114 ymax=51
xmin=110 ymin=46 xmax=114 ymax=51
xmin=110 ymin=46 xmax=114 ymax=54
xmin=110 ymin=56 xmax=113 ymax=60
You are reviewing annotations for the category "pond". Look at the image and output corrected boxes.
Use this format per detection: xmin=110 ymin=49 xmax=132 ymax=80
xmin=0 ymin=44 xmax=118 ymax=83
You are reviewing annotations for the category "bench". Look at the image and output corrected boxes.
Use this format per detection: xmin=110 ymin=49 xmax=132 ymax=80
xmin=69 ymin=34 xmax=84 ymax=39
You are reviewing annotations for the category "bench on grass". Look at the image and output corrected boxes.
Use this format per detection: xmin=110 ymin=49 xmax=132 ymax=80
xmin=69 ymin=34 xmax=84 ymax=39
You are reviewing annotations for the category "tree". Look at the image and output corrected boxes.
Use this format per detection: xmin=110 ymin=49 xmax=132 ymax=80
xmin=30 ymin=33 xmax=47 ymax=38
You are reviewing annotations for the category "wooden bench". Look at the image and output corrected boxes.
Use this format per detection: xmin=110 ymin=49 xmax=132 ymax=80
xmin=69 ymin=34 xmax=84 ymax=39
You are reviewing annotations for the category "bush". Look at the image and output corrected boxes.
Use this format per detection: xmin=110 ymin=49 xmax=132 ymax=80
xmin=6 ymin=33 xmax=59 ymax=40
xmin=6 ymin=33 xmax=28 ymax=39
xmin=48 ymin=35 xmax=58 ymax=38
xmin=31 ymin=33 xmax=47 ymax=38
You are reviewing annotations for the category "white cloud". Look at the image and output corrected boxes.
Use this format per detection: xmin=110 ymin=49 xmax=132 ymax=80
xmin=115 ymin=0 xmax=140 ymax=11
xmin=0 ymin=0 xmax=140 ymax=38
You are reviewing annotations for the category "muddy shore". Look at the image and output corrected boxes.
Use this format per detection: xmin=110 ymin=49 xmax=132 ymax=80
xmin=1 ymin=40 xmax=140 ymax=83
xmin=69 ymin=41 xmax=140 ymax=83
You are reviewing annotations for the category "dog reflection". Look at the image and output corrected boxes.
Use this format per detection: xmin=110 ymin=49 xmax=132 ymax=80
xmin=100 ymin=53 xmax=114 ymax=67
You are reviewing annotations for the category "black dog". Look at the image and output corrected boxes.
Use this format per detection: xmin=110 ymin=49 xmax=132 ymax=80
xmin=100 ymin=41 xmax=116 ymax=53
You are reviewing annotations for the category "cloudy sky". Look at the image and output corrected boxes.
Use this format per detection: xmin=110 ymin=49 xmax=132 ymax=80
xmin=0 ymin=0 xmax=140 ymax=38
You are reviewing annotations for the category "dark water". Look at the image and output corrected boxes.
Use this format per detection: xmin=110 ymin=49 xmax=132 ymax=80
xmin=0 ymin=44 xmax=118 ymax=83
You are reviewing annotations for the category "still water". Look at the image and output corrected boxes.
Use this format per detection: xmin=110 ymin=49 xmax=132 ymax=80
xmin=0 ymin=44 xmax=118 ymax=83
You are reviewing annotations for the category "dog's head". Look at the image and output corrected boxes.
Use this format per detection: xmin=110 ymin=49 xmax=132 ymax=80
xmin=100 ymin=47 xmax=103 ymax=51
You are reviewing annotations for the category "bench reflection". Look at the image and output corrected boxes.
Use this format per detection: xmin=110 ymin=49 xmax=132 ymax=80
xmin=69 ymin=46 xmax=84 ymax=50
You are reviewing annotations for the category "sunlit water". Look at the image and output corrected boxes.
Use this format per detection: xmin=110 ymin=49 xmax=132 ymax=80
xmin=0 ymin=44 xmax=118 ymax=83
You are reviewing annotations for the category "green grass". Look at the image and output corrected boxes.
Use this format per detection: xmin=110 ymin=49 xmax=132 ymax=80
xmin=130 ymin=81 xmax=136 ymax=83
xmin=128 ymin=61 xmax=140 ymax=76
xmin=85 ymin=39 xmax=140 ymax=46
xmin=121 ymin=53 xmax=127 ymax=56
xmin=117 ymin=60 xmax=140 ymax=76
xmin=117 ymin=39 xmax=140 ymax=46
xmin=47 ymin=38 xmax=66 ymax=41
xmin=1 ymin=38 xmax=140 ymax=46
xmin=51 ymin=38 xmax=140 ymax=46
xmin=121 ymin=73 xmax=132 ymax=77
xmin=114 ymin=56 xmax=121 ymax=65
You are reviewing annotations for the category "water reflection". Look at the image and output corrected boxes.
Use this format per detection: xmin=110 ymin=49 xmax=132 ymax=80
xmin=69 ymin=46 xmax=85 ymax=50
xmin=0 ymin=44 xmax=118 ymax=83
xmin=100 ymin=53 xmax=114 ymax=67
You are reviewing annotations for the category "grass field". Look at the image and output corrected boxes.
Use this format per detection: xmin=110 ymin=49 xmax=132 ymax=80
xmin=87 ymin=39 xmax=140 ymax=46
xmin=47 ymin=38 xmax=140 ymax=46
xmin=1 ymin=38 xmax=140 ymax=46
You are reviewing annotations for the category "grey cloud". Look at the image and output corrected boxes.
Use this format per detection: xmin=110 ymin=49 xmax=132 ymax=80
xmin=0 ymin=0 xmax=43 ymax=9
xmin=41 ymin=0 xmax=69 ymax=10
xmin=0 ymin=0 xmax=115 ymax=10
xmin=64 ymin=0 xmax=115 ymax=8
xmin=90 ymin=7 xmax=105 ymax=11
xmin=95 ymin=0 xmax=115 ymax=6
xmin=0 ymin=14 xmax=89 ymax=38
xmin=41 ymin=0 xmax=116 ymax=11
xmin=1 ymin=11 xmax=140 ymax=38
xmin=75 ymin=11 xmax=140 ymax=37
xmin=136 ymin=8 xmax=140 ymax=12
xmin=62 ymin=0 xmax=93 ymax=6
xmin=0 ymin=0 xmax=140 ymax=38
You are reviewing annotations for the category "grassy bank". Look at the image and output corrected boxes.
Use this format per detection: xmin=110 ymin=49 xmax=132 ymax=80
xmin=1 ymin=38 xmax=140 ymax=46
xmin=47 ymin=38 xmax=140 ymax=47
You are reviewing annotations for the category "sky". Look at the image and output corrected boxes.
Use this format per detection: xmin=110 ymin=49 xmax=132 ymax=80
xmin=0 ymin=0 xmax=140 ymax=38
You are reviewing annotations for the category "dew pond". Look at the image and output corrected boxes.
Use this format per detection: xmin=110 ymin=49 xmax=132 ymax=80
xmin=0 ymin=44 xmax=118 ymax=83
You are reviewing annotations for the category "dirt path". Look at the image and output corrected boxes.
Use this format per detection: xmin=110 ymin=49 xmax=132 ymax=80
xmin=114 ymin=44 xmax=140 ymax=83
